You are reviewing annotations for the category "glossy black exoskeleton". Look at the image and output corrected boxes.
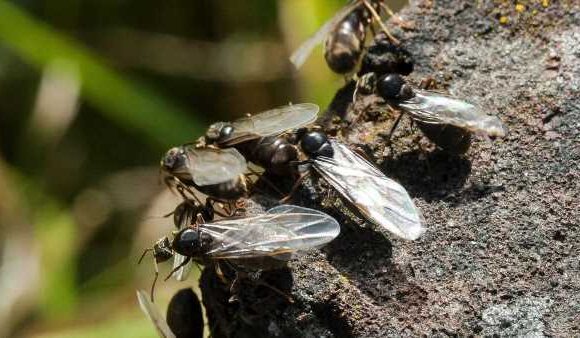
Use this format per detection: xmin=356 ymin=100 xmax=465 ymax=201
xmin=166 ymin=288 xmax=204 ymax=338
xmin=297 ymin=130 xmax=334 ymax=159
xmin=358 ymin=33 xmax=415 ymax=76
xmin=234 ymin=136 xmax=299 ymax=176
xmin=362 ymin=72 xmax=475 ymax=154
xmin=172 ymin=198 xmax=215 ymax=230
xmin=324 ymin=8 xmax=369 ymax=74
xmin=139 ymin=198 xmax=217 ymax=301
xmin=290 ymin=0 xmax=400 ymax=75
xmin=140 ymin=204 xmax=340 ymax=301
xmin=199 ymin=103 xmax=427 ymax=241
xmin=376 ymin=73 xmax=414 ymax=100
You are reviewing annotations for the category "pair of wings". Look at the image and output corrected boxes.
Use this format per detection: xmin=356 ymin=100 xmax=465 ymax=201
xmin=172 ymin=204 xmax=340 ymax=281
xmin=201 ymin=204 xmax=340 ymax=259
xmin=313 ymin=140 xmax=426 ymax=240
xmin=395 ymin=90 xmax=507 ymax=137
xmin=290 ymin=1 xmax=364 ymax=69
xmin=179 ymin=103 xmax=319 ymax=187
xmin=212 ymin=103 xmax=319 ymax=146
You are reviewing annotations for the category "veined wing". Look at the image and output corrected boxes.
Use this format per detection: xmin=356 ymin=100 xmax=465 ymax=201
xmin=183 ymin=146 xmax=247 ymax=186
xmin=398 ymin=90 xmax=507 ymax=137
xmin=221 ymin=103 xmax=319 ymax=145
xmin=201 ymin=205 xmax=340 ymax=259
xmin=313 ymin=141 xmax=425 ymax=240
xmin=136 ymin=290 xmax=176 ymax=338
xmin=289 ymin=1 xmax=362 ymax=69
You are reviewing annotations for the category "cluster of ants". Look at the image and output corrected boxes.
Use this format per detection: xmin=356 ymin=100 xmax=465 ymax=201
xmin=137 ymin=1 xmax=506 ymax=337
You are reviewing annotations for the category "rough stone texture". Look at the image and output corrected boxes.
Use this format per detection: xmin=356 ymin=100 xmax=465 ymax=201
xmin=200 ymin=0 xmax=579 ymax=336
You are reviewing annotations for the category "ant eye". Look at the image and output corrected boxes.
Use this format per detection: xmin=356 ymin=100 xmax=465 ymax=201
xmin=220 ymin=125 xmax=234 ymax=139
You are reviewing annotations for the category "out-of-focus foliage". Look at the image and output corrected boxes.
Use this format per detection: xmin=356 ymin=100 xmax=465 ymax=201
xmin=0 ymin=1 xmax=201 ymax=147
xmin=0 ymin=0 xmax=405 ymax=337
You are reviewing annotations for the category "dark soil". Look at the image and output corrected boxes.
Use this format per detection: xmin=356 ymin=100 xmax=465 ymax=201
xmin=200 ymin=0 xmax=580 ymax=336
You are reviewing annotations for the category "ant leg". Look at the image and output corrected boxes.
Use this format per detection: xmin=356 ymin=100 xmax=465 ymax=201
xmin=362 ymin=0 xmax=400 ymax=45
xmin=162 ymin=210 xmax=175 ymax=218
xmin=385 ymin=112 xmax=404 ymax=145
xmin=173 ymin=182 xmax=204 ymax=205
xmin=164 ymin=256 xmax=191 ymax=281
xmin=149 ymin=258 xmax=160 ymax=303
xmin=234 ymin=268 xmax=294 ymax=304
xmin=212 ymin=208 xmax=230 ymax=218
xmin=350 ymin=77 xmax=373 ymax=126
xmin=232 ymin=199 xmax=247 ymax=216
xmin=227 ymin=267 xmax=244 ymax=304
xmin=138 ymin=248 xmax=153 ymax=265
xmin=349 ymin=144 xmax=374 ymax=163
xmin=379 ymin=2 xmax=414 ymax=30
xmin=256 ymin=175 xmax=285 ymax=197
xmin=209 ymin=198 xmax=246 ymax=217
xmin=279 ymin=172 xmax=311 ymax=204
xmin=254 ymin=279 xmax=294 ymax=304
xmin=419 ymin=76 xmax=437 ymax=90
xmin=352 ymin=79 xmax=360 ymax=104
xmin=246 ymin=168 xmax=285 ymax=197
xmin=369 ymin=21 xmax=377 ymax=37
xmin=214 ymin=261 xmax=230 ymax=285
xmin=206 ymin=197 xmax=235 ymax=216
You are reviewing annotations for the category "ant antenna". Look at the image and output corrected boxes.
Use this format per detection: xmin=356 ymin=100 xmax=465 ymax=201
xmin=138 ymin=248 xmax=159 ymax=303
xmin=361 ymin=0 xmax=400 ymax=45
xmin=138 ymin=248 xmax=153 ymax=264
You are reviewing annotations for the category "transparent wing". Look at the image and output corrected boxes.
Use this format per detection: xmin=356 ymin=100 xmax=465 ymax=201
xmin=172 ymin=254 xmax=192 ymax=282
xmin=184 ymin=146 xmax=247 ymax=186
xmin=136 ymin=290 xmax=176 ymax=338
xmin=313 ymin=141 xmax=426 ymax=240
xmin=398 ymin=90 xmax=507 ymax=137
xmin=226 ymin=103 xmax=319 ymax=142
xmin=289 ymin=1 xmax=362 ymax=69
xmin=200 ymin=205 xmax=340 ymax=259
xmin=172 ymin=202 xmax=194 ymax=281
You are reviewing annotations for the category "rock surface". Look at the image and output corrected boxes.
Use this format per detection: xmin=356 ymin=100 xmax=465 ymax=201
xmin=201 ymin=0 xmax=579 ymax=336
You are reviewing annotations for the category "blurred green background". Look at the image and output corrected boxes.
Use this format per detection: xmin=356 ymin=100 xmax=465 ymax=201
xmin=0 ymin=0 xmax=405 ymax=336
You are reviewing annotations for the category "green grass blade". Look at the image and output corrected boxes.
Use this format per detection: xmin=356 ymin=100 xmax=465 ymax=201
xmin=0 ymin=0 xmax=202 ymax=146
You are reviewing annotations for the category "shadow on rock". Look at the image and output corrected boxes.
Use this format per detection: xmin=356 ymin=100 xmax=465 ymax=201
xmin=319 ymin=80 xmax=356 ymax=128
xmin=201 ymin=264 xmax=294 ymax=338
xmin=325 ymin=224 xmax=426 ymax=307
xmin=441 ymin=182 xmax=505 ymax=206
xmin=381 ymin=148 xmax=472 ymax=202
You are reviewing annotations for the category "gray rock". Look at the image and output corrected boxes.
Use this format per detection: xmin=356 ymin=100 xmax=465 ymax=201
xmin=200 ymin=0 xmax=580 ymax=337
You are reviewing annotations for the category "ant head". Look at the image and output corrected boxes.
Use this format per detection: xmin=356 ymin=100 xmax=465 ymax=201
xmin=376 ymin=73 xmax=415 ymax=101
xmin=154 ymin=237 xmax=174 ymax=263
xmin=161 ymin=146 xmax=187 ymax=172
xmin=301 ymin=131 xmax=333 ymax=158
xmin=138 ymin=236 xmax=174 ymax=303
xmin=205 ymin=122 xmax=234 ymax=144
